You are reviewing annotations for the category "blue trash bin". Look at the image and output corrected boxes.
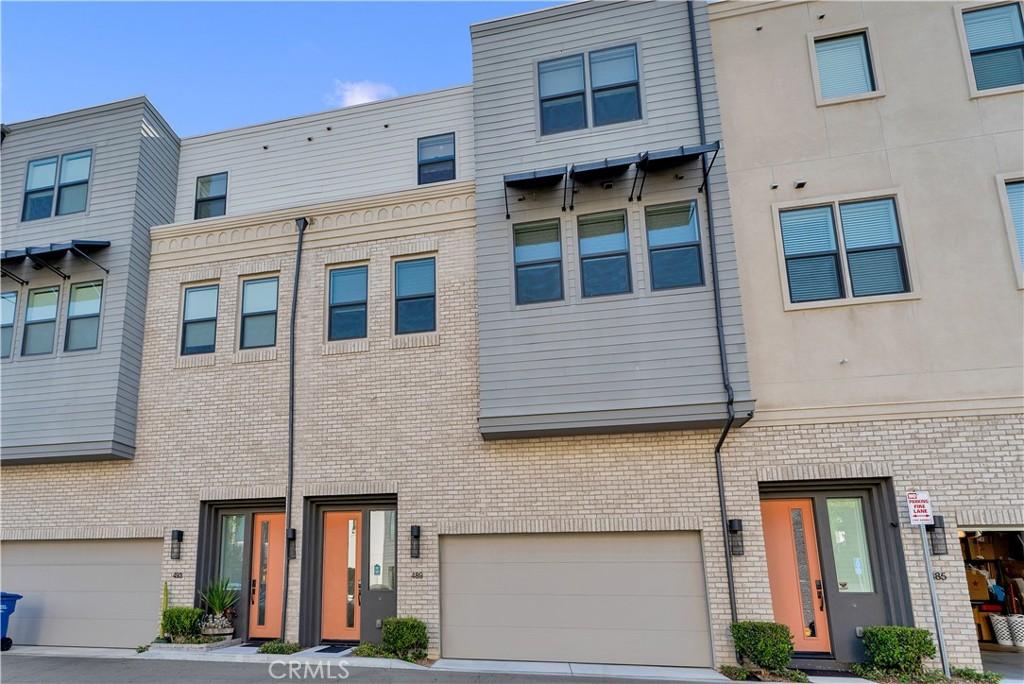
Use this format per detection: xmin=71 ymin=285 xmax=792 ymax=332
xmin=1 ymin=592 xmax=23 ymax=651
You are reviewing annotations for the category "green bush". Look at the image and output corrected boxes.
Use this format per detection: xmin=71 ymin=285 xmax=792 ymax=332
xmin=952 ymin=668 xmax=1002 ymax=684
xmin=777 ymin=667 xmax=810 ymax=682
xmin=351 ymin=643 xmax=389 ymax=657
xmin=161 ymin=607 xmax=204 ymax=638
xmin=862 ymin=626 xmax=936 ymax=675
xmin=381 ymin=617 xmax=428 ymax=661
xmin=199 ymin=578 xmax=238 ymax=616
xmin=719 ymin=665 xmax=752 ymax=681
xmin=731 ymin=621 xmax=795 ymax=672
xmin=257 ymin=640 xmax=303 ymax=655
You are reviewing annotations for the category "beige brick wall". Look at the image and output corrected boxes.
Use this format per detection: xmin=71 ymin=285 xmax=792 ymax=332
xmin=2 ymin=180 xmax=1020 ymax=668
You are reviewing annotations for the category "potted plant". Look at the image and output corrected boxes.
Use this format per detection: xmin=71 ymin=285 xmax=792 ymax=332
xmin=199 ymin=579 xmax=238 ymax=639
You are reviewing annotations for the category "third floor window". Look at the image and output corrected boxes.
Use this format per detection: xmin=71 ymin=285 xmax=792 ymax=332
xmin=195 ymin=172 xmax=228 ymax=219
xmin=538 ymin=43 xmax=641 ymax=135
xmin=22 ymin=150 xmax=92 ymax=221
xmin=962 ymin=3 xmax=1024 ymax=91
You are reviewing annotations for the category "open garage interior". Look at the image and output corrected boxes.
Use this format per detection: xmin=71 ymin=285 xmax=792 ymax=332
xmin=439 ymin=531 xmax=713 ymax=667
xmin=0 ymin=539 xmax=162 ymax=648
xmin=962 ymin=529 xmax=1024 ymax=662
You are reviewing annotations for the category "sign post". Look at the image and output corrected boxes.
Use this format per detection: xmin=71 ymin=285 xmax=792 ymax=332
xmin=906 ymin=490 xmax=950 ymax=678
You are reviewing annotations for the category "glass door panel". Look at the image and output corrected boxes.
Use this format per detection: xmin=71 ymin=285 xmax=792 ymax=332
xmin=826 ymin=498 xmax=875 ymax=593
xmin=218 ymin=514 xmax=246 ymax=591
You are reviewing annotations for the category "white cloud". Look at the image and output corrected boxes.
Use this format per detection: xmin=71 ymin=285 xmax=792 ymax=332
xmin=325 ymin=79 xmax=399 ymax=107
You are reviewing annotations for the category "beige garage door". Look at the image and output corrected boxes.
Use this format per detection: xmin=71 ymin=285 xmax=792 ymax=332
xmin=1 ymin=539 xmax=162 ymax=648
xmin=440 ymin=531 xmax=712 ymax=667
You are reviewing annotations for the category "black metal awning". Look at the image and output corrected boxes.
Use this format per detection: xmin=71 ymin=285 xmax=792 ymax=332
xmin=503 ymin=166 xmax=568 ymax=219
xmin=1 ymin=239 xmax=111 ymax=282
xmin=630 ymin=141 xmax=720 ymax=201
xmin=565 ymin=155 xmax=641 ymax=210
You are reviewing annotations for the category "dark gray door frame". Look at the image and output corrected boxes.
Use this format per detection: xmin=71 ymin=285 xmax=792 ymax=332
xmin=196 ymin=498 xmax=286 ymax=641
xmin=299 ymin=494 xmax=398 ymax=648
xmin=760 ymin=478 xmax=913 ymax=665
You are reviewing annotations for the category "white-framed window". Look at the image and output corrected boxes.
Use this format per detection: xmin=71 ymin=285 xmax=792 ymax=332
xmin=22 ymin=286 xmax=60 ymax=355
xmin=807 ymin=26 xmax=883 ymax=105
xmin=1 ymin=291 xmax=18 ymax=359
xmin=999 ymin=175 xmax=1024 ymax=287
xmin=22 ymin=150 xmax=93 ymax=221
xmin=538 ymin=43 xmax=641 ymax=136
xmin=64 ymin=281 xmax=103 ymax=352
xmin=577 ymin=210 xmax=632 ymax=298
xmin=417 ymin=133 xmax=455 ymax=184
xmin=513 ymin=219 xmax=564 ymax=305
xmin=961 ymin=2 xmax=1024 ymax=92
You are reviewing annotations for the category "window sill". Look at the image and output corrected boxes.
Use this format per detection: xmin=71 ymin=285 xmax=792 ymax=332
xmin=783 ymin=291 xmax=921 ymax=312
xmin=175 ymin=353 xmax=216 ymax=369
xmin=968 ymin=82 xmax=1024 ymax=99
xmin=390 ymin=332 xmax=440 ymax=350
xmin=322 ymin=338 xmax=370 ymax=356
xmin=535 ymin=117 xmax=646 ymax=144
xmin=233 ymin=347 xmax=277 ymax=364
xmin=816 ymin=90 xmax=885 ymax=108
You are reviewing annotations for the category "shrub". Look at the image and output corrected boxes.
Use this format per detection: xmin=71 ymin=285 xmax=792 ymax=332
xmin=381 ymin=617 xmax=428 ymax=661
xmin=862 ymin=626 xmax=936 ymax=675
xmin=776 ymin=667 xmax=810 ymax=682
xmin=161 ymin=607 xmax=204 ymax=639
xmin=257 ymin=640 xmax=303 ymax=655
xmin=719 ymin=665 xmax=752 ymax=680
xmin=352 ymin=643 xmax=389 ymax=657
xmin=199 ymin=578 xmax=238 ymax=617
xmin=952 ymin=668 xmax=1002 ymax=684
xmin=731 ymin=621 xmax=795 ymax=672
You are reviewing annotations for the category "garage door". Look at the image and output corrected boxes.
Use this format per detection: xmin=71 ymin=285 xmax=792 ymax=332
xmin=440 ymin=531 xmax=712 ymax=667
xmin=0 ymin=539 xmax=162 ymax=648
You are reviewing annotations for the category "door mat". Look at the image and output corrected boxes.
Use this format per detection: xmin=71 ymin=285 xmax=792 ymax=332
xmin=317 ymin=644 xmax=355 ymax=653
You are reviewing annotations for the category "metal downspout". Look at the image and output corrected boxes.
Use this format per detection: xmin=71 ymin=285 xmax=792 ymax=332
xmin=687 ymin=0 xmax=740 ymax=635
xmin=281 ymin=216 xmax=308 ymax=637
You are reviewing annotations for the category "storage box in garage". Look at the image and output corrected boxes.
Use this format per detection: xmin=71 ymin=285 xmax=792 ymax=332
xmin=967 ymin=568 xmax=991 ymax=600
xmin=973 ymin=607 xmax=996 ymax=642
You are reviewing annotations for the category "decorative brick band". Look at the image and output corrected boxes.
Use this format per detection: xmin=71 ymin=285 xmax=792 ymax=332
xmin=198 ymin=485 xmax=286 ymax=501
xmin=758 ymin=462 xmax=893 ymax=482
xmin=321 ymin=247 xmax=371 ymax=266
xmin=302 ymin=480 xmax=399 ymax=498
xmin=233 ymin=348 xmax=278 ymax=364
xmin=390 ymin=332 xmax=440 ymax=350
xmin=323 ymin=339 xmax=370 ymax=356
xmin=436 ymin=516 xmax=703 ymax=536
xmin=238 ymin=258 xmax=284 ymax=276
xmin=179 ymin=267 xmax=222 ymax=283
xmin=391 ymin=237 xmax=438 ymax=257
xmin=955 ymin=508 xmax=1024 ymax=528
xmin=2 ymin=525 xmax=164 ymax=541
xmin=175 ymin=354 xmax=216 ymax=369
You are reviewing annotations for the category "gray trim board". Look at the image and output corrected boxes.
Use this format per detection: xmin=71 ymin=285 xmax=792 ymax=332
xmin=1 ymin=439 xmax=135 ymax=464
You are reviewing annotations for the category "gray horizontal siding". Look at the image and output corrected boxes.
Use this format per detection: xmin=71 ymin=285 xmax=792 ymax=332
xmin=172 ymin=87 xmax=474 ymax=222
xmin=0 ymin=98 xmax=179 ymax=462
xmin=471 ymin=0 xmax=752 ymax=432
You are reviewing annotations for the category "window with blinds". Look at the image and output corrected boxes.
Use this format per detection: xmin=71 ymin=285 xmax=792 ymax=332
xmin=963 ymin=3 xmax=1024 ymax=91
xmin=1007 ymin=181 xmax=1024 ymax=269
xmin=813 ymin=32 xmax=876 ymax=100
xmin=779 ymin=197 xmax=909 ymax=304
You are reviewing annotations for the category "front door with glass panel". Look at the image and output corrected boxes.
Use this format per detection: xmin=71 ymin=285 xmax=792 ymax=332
xmin=248 ymin=512 xmax=285 ymax=639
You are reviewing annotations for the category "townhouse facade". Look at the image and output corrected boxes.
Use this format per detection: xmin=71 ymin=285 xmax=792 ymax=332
xmin=1 ymin=0 xmax=1022 ymax=673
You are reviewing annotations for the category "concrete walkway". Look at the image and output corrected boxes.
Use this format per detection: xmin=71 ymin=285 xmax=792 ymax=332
xmin=432 ymin=658 xmax=728 ymax=681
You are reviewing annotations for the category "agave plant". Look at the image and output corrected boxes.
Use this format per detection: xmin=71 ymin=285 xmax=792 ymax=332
xmin=200 ymin=578 xmax=239 ymax=617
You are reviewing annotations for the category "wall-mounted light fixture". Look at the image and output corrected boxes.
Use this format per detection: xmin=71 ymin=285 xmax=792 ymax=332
xmin=287 ymin=528 xmax=297 ymax=559
xmin=793 ymin=179 xmax=807 ymax=189
xmin=170 ymin=529 xmax=184 ymax=560
xmin=728 ymin=519 xmax=744 ymax=556
xmin=926 ymin=515 xmax=948 ymax=556
xmin=410 ymin=525 xmax=421 ymax=559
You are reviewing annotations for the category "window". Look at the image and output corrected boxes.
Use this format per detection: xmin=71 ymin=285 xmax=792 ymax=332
xmin=368 ymin=511 xmax=397 ymax=591
xmin=578 ymin=211 xmax=631 ymax=297
xmin=779 ymin=197 xmax=909 ymax=304
xmin=240 ymin=277 xmax=278 ymax=349
xmin=814 ymin=33 xmax=876 ymax=100
xmin=513 ymin=220 xmax=563 ymax=305
xmin=64 ymin=282 xmax=102 ymax=351
xmin=394 ymin=258 xmax=435 ymax=334
xmin=539 ymin=54 xmax=587 ymax=135
xmin=826 ymin=498 xmax=875 ymax=593
xmin=417 ymin=133 xmax=455 ymax=184
xmin=646 ymin=203 xmax=703 ymax=290
xmin=1007 ymin=180 xmax=1024 ymax=269
xmin=1 ymin=291 xmax=17 ymax=359
xmin=963 ymin=4 xmax=1024 ymax=91
xmin=328 ymin=265 xmax=368 ymax=340
xmin=195 ymin=172 xmax=228 ymax=219
xmin=22 ymin=287 xmax=59 ymax=356
xmin=21 ymin=150 xmax=92 ymax=221
xmin=590 ymin=44 xmax=641 ymax=126
xmin=181 ymin=285 xmax=218 ymax=355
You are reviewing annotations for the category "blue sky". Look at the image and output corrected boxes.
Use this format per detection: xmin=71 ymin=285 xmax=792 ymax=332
xmin=1 ymin=2 xmax=564 ymax=136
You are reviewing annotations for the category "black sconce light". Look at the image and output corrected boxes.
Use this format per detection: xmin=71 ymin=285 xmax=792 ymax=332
xmin=926 ymin=515 xmax=947 ymax=556
xmin=287 ymin=528 xmax=297 ymax=559
xmin=410 ymin=526 xmax=421 ymax=559
xmin=728 ymin=519 xmax=744 ymax=556
xmin=170 ymin=529 xmax=183 ymax=560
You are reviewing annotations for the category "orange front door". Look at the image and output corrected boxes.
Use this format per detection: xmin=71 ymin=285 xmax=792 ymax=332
xmin=321 ymin=511 xmax=363 ymax=641
xmin=761 ymin=499 xmax=831 ymax=654
xmin=248 ymin=512 xmax=285 ymax=639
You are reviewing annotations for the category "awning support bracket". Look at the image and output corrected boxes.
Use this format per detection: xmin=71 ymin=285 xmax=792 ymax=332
xmin=568 ymin=171 xmax=577 ymax=211
xmin=70 ymin=247 xmax=110 ymax=274
xmin=698 ymin=146 xmax=720 ymax=194
xmin=27 ymin=253 xmax=69 ymax=280
xmin=1 ymin=268 xmax=28 ymax=286
xmin=504 ymin=183 xmax=511 ymax=220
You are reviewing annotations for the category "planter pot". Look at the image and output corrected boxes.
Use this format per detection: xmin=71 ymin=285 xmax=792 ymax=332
xmin=201 ymin=626 xmax=234 ymax=638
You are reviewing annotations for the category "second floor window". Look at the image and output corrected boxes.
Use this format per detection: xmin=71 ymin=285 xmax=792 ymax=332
xmin=394 ymin=258 xmax=436 ymax=334
xmin=181 ymin=284 xmax=219 ymax=355
xmin=195 ymin=172 xmax=228 ymax=219
xmin=240 ymin=277 xmax=278 ymax=349
xmin=65 ymin=282 xmax=103 ymax=352
xmin=539 ymin=54 xmax=587 ymax=135
xmin=814 ymin=33 xmax=876 ymax=100
xmin=22 ymin=287 xmax=59 ymax=356
xmin=1 ymin=292 xmax=17 ymax=359
xmin=578 ymin=211 xmax=631 ymax=297
xmin=590 ymin=44 xmax=641 ymax=126
xmin=646 ymin=203 xmax=703 ymax=290
xmin=417 ymin=133 xmax=456 ymax=184
xmin=1007 ymin=180 xmax=1024 ymax=269
xmin=963 ymin=3 xmax=1024 ymax=91
xmin=22 ymin=150 xmax=92 ymax=221
xmin=514 ymin=220 xmax=563 ymax=305
xmin=329 ymin=265 xmax=368 ymax=340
